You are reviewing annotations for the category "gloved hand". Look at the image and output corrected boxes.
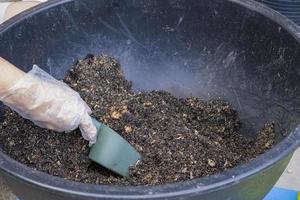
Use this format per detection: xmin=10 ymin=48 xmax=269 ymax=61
xmin=0 ymin=58 xmax=97 ymax=145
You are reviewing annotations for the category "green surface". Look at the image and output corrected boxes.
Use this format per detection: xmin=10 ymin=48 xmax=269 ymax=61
xmin=89 ymin=119 xmax=141 ymax=177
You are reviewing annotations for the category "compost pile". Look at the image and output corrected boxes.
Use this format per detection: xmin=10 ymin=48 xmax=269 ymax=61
xmin=0 ymin=55 xmax=275 ymax=185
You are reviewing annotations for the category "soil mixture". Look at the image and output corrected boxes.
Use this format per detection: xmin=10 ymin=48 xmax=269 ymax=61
xmin=0 ymin=55 xmax=275 ymax=186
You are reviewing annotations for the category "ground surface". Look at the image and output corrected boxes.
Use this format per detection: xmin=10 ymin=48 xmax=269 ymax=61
xmin=276 ymin=148 xmax=300 ymax=191
xmin=0 ymin=179 xmax=15 ymax=200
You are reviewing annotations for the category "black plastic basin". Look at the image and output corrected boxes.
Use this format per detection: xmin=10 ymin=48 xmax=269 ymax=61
xmin=1 ymin=0 xmax=300 ymax=199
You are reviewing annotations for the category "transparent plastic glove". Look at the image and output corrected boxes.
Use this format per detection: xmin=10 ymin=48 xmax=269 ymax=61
xmin=0 ymin=65 xmax=97 ymax=145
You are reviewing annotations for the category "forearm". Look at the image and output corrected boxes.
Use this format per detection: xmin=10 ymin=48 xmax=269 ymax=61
xmin=0 ymin=57 xmax=25 ymax=92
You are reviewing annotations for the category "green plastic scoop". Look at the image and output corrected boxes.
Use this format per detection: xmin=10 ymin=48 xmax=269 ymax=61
xmin=89 ymin=118 xmax=141 ymax=177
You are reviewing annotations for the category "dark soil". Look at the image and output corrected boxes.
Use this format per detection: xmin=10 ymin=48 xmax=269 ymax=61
xmin=0 ymin=55 xmax=275 ymax=186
